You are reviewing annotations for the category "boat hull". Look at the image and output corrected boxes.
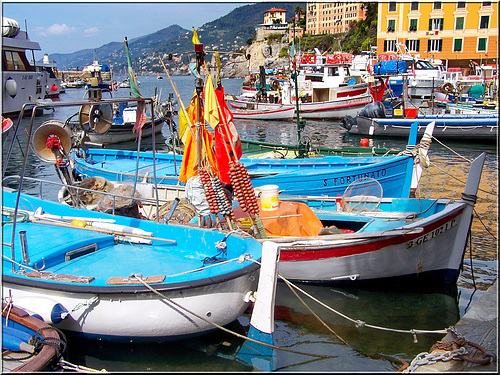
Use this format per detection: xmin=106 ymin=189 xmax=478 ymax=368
xmin=2 ymin=189 xmax=261 ymax=342
xmin=350 ymin=115 xmax=498 ymax=141
xmin=87 ymin=117 xmax=165 ymax=145
xmin=69 ymin=149 xmax=416 ymax=198
xmin=230 ymin=106 xmax=294 ymax=121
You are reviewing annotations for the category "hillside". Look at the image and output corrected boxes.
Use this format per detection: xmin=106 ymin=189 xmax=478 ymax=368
xmin=50 ymin=2 xmax=305 ymax=73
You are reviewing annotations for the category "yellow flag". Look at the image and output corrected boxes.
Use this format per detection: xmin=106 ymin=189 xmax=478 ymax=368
xmin=204 ymin=74 xmax=219 ymax=129
xmin=192 ymin=27 xmax=200 ymax=44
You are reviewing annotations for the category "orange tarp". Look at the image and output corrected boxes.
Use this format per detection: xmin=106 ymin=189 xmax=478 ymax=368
xmin=234 ymin=201 xmax=324 ymax=237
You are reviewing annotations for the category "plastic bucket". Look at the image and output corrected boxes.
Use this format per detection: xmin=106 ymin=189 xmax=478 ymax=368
xmin=259 ymin=185 xmax=279 ymax=211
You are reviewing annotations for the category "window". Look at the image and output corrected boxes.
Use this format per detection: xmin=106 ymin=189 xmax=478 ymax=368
xmin=453 ymin=39 xmax=463 ymax=52
xmin=411 ymin=2 xmax=419 ymax=11
xmin=388 ymin=2 xmax=396 ymax=12
xmin=433 ymin=1 xmax=442 ymax=10
xmin=477 ymin=38 xmax=487 ymax=51
xmin=387 ymin=19 xmax=396 ymax=32
xmin=409 ymin=19 xmax=418 ymax=31
xmin=384 ymin=40 xmax=397 ymax=52
xmin=429 ymin=18 xmax=444 ymax=31
xmin=2 ymin=51 xmax=32 ymax=71
xmin=480 ymin=16 xmax=490 ymax=29
xmin=457 ymin=2 xmax=466 ymax=8
xmin=455 ymin=17 xmax=464 ymax=30
xmin=482 ymin=1 xmax=491 ymax=6
xmin=427 ymin=39 xmax=443 ymax=52
xmin=405 ymin=39 xmax=420 ymax=52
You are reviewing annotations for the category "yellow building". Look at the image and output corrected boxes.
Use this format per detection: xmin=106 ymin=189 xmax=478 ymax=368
xmin=377 ymin=1 xmax=498 ymax=68
xmin=306 ymin=2 xmax=367 ymax=35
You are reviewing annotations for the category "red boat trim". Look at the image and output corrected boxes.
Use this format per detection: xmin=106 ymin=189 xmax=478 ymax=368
xmin=279 ymin=207 xmax=465 ymax=261
xmin=300 ymin=98 xmax=372 ymax=113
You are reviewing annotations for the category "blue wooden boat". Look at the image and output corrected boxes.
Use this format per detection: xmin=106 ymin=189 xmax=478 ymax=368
xmin=2 ymin=187 xmax=263 ymax=342
xmin=342 ymin=101 xmax=498 ymax=142
xmin=2 ymin=302 xmax=66 ymax=372
xmin=69 ymin=148 xmax=420 ymax=198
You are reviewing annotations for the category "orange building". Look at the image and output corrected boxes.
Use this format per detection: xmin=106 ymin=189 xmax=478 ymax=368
xmin=306 ymin=2 xmax=367 ymax=35
xmin=377 ymin=1 xmax=498 ymax=68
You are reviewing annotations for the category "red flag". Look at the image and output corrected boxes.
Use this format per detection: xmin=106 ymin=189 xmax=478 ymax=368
xmin=132 ymin=101 xmax=148 ymax=137
xmin=214 ymin=86 xmax=242 ymax=184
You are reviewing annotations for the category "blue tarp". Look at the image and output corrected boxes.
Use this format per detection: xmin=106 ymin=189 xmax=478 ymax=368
xmin=373 ymin=60 xmax=407 ymax=75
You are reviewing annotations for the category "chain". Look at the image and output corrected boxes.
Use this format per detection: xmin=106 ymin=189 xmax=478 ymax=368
xmin=402 ymin=346 xmax=469 ymax=373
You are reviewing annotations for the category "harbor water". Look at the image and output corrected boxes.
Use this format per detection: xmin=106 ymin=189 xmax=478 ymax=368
xmin=2 ymin=75 xmax=497 ymax=372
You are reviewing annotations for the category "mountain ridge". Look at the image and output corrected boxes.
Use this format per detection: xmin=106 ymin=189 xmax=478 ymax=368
xmin=49 ymin=2 xmax=305 ymax=73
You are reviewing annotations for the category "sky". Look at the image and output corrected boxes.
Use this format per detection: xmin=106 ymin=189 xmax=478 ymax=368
xmin=2 ymin=1 xmax=256 ymax=57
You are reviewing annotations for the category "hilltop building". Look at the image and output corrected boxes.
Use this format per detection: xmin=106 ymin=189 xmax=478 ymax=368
xmin=377 ymin=1 xmax=498 ymax=69
xmin=305 ymin=2 xmax=367 ymax=35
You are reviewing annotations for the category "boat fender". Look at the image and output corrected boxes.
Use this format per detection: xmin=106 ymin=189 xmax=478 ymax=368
xmin=5 ymin=77 xmax=18 ymax=98
xmin=13 ymin=297 xmax=69 ymax=324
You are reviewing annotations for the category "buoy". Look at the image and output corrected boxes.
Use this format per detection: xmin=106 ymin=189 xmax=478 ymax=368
xmin=360 ymin=138 xmax=369 ymax=147
xmin=51 ymin=85 xmax=58 ymax=92
xmin=2 ymin=116 xmax=13 ymax=133
xmin=14 ymin=297 xmax=68 ymax=324
xmin=71 ymin=219 xmax=87 ymax=227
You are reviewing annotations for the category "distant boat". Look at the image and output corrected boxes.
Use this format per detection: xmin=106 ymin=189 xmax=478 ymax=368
xmin=34 ymin=53 xmax=64 ymax=98
xmin=229 ymin=103 xmax=295 ymax=121
xmin=2 ymin=17 xmax=46 ymax=116
xmin=342 ymin=101 xmax=498 ymax=142
xmin=157 ymin=74 xmax=163 ymax=79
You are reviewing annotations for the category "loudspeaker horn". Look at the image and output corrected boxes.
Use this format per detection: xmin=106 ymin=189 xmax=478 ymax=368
xmin=78 ymin=103 xmax=113 ymax=134
xmin=32 ymin=120 xmax=73 ymax=162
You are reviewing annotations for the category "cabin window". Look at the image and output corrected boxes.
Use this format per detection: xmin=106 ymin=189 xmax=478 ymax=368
xmin=480 ymin=15 xmax=490 ymax=29
xmin=406 ymin=39 xmax=420 ymax=52
xmin=327 ymin=66 xmax=340 ymax=77
xmin=387 ymin=19 xmax=396 ymax=32
xmin=455 ymin=17 xmax=464 ymax=30
xmin=409 ymin=19 xmax=418 ymax=31
xmin=453 ymin=39 xmax=463 ymax=52
xmin=2 ymin=50 xmax=33 ymax=72
xmin=427 ymin=39 xmax=443 ymax=52
xmin=477 ymin=38 xmax=487 ymax=51
xmin=410 ymin=2 xmax=419 ymax=11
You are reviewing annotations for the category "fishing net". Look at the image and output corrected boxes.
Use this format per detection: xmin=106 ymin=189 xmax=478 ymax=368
xmin=96 ymin=183 xmax=143 ymax=218
xmin=343 ymin=177 xmax=383 ymax=212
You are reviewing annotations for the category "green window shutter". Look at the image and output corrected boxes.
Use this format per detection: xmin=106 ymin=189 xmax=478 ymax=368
xmin=439 ymin=39 xmax=443 ymax=51
xmin=478 ymin=38 xmax=486 ymax=51
xmin=440 ymin=18 xmax=444 ymax=30
xmin=429 ymin=19 xmax=432 ymax=31
xmin=428 ymin=39 xmax=431 ymax=51
xmin=416 ymin=40 xmax=420 ymax=51
xmin=456 ymin=17 xmax=464 ymax=30
xmin=384 ymin=40 xmax=387 ymax=51
xmin=454 ymin=39 xmax=462 ymax=52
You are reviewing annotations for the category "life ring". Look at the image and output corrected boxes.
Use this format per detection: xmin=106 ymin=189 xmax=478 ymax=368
xmin=271 ymin=80 xmax=279 ymax=90
xmin=440 ymin=82 xmax=455 ymax=95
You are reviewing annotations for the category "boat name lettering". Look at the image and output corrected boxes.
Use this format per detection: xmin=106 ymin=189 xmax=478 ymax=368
xmin=406 ymin=218 xmax=457 ymax=248
xmin=22 ymin=74 xmax=35 ymax=80
xmin=324 ymin=169 xmax=387 ymax=187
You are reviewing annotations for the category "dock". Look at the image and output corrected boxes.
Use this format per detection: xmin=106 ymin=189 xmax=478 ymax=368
xmin=408 ymin=280 xmax=497 ymax=372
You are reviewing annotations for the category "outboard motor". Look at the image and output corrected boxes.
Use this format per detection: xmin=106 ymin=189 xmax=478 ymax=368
xmin=357 ymin=101 xmax=387 ymax=119
xmin=341 ymin=101 xmax=387 ymax=131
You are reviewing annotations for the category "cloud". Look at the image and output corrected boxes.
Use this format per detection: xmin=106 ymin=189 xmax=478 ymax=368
xmin=46 ymin=23 xmax=76 ymax=35
xmin=83 ymin=27 xmax=100 ymax=38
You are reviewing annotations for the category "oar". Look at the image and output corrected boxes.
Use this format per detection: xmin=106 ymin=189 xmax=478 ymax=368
xmin=30 ymin=217 xmax=177 ymax=244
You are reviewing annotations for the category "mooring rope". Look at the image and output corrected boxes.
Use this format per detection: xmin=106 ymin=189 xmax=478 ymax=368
xmin=131 ymin=273 xmax=338 ymax=360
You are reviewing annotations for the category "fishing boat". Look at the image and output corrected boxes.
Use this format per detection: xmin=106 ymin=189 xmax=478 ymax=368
xmin=341 ymin=100 xmax=498 ymax=142
xmin=2 ymin=302 xmax=66 ymax=372
xmin=2 ymin=17 xmax=46 ymax=117
xmin=35 ymin=53 xmax=64 ymax=98
xmin=239 ymin=152 xmax=486 ymax=284
xmin=228 ymin=103 xmax=295 ymax=121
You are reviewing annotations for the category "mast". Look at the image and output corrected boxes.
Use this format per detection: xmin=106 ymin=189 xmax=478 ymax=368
xmin=291 ymin=16 xmax=306 ymax=158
